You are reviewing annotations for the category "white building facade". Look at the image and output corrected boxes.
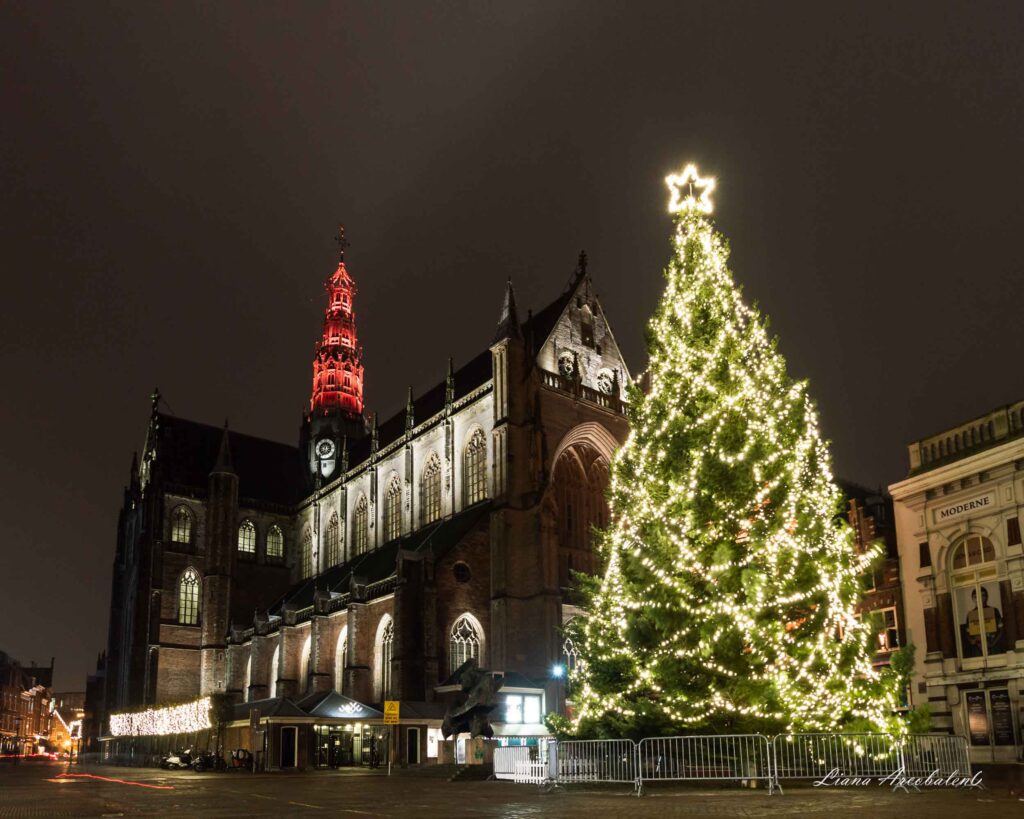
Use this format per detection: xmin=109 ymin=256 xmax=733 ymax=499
xmin=890 ymin=399 xmax=1024 ymax=763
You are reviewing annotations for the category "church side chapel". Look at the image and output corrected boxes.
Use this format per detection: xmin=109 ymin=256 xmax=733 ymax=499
xmin=103 ymin=230 xmax=629 ymax=767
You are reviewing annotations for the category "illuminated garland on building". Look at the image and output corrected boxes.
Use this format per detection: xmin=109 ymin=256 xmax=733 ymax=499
xmin=109 ymin=697 xmax=212 ymax=737
xmin=568 ymin=165 xmax=900 ymax=736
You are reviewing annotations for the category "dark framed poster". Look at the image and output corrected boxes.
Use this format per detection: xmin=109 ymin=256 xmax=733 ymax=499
xmin=965 ymin=690 xmax=990 ymax=746
xmin=990 ymin=689 xmax=1015 ymax=746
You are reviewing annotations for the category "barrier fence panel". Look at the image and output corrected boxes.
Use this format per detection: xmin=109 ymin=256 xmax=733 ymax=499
xmin=899 ymin=734 xmax=971 ymax=778
xmin=494 ymin=732 xmax=971 ymax=794
xmin=772 ymin=733 xmax=902 ymax=784
xmin=493 ymin=743 xmax=548 ymax=782
xmin=557 ymin=739 xmax=638 ymax=784
xmin=637 ymin=734 xmax=774 ymax=793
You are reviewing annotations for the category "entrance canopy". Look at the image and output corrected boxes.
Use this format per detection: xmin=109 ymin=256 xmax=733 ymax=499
xmin=297 ymin=690 xmax=383 ymax=721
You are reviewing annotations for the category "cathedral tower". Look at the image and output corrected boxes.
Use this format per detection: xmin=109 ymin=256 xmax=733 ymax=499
xmin=304 ymin=226 xmax=366 ymax=479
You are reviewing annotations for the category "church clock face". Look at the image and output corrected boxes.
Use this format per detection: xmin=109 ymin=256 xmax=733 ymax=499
xmin=316 ymin=438 xmax=336 ymax=459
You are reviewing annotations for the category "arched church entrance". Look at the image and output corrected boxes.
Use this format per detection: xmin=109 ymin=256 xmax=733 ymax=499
xmin=543 ymin=423 xmax=616 ymax=591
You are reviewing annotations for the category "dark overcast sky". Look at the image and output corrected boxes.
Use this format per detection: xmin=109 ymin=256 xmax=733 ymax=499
xmin=2 ymin=2 xmax=1022 ymax=690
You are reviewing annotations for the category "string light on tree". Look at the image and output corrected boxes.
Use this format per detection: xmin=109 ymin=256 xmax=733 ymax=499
xmin=564 ymin=163 xmax=902 ymax=737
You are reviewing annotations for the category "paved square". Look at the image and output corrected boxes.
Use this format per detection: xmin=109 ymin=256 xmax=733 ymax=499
xmin=0 ymin=761 xmax=1019 ymax=818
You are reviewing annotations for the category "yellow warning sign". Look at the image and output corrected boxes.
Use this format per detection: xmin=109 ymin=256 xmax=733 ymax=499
xmin=383 ymin=700 xmax=400 ymax=725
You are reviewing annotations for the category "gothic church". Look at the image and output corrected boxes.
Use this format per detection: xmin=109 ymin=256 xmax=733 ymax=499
xmin=102 ymin=236 xmax=629 ymax=761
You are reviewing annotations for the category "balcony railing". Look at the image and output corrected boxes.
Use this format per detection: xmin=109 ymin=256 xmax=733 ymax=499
xmin=540 ymin=369 xmax=625 ymax=414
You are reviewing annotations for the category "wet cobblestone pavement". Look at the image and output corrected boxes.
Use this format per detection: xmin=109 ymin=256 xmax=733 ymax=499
xmin=0 ymin=761 xmax=1020 ymax=818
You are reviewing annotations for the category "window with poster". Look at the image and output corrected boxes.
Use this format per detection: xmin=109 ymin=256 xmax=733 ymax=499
xmin=950 ymin=535 xmax=1006 ymax=664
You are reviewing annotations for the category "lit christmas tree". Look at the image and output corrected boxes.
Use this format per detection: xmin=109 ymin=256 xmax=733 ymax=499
xmin=568 ymin=165 xmax=900 ymax=737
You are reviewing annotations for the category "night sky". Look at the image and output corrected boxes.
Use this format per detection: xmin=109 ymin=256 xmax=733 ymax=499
xmin=2 ymin=2 xmax=1022 ymax=691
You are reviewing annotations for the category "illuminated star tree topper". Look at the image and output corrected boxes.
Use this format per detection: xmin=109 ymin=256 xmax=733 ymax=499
xmin=665 ymin=163 xmax=716 ymax=214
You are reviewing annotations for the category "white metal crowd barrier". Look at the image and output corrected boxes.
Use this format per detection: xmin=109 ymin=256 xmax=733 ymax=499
xmin=557 ymin=739 xmax=637 ymax=784
xmin=901 ymin=733 xmax=971 ymax=777
xmin=771 ymin=733 xmax=971 ymax=786
xmin=637 ymin=734 xmax=774 ymax=794
xmin=495 ymin=732 xmax=971 ymax=794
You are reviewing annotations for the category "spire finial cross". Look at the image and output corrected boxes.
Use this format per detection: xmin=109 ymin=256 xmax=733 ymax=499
xmin=335 ymin=224 xmax=350 ymax=260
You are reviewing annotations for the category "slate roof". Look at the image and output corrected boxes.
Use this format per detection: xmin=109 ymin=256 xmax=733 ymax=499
xmin=269 ymin=501 xmax=492 ymax=614
xmin=230 ymin=696 xmax=308 ymax=722
xmin=521 ymin=281 xmax=576 ymax=353
xmin=296 ymin=690 xmax=384 ymax=720
xmin=153 ymin=413 xmax=304 ymax=505
xmin=346 ymin=350 xmax=493 ymax=468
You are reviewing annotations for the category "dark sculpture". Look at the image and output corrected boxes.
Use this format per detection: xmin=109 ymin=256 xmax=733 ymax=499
xmin=441 ymin=659 xmax=504 ymax=739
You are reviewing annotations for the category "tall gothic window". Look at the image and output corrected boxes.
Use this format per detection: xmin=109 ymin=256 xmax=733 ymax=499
xmin=301 ymin=527 xmax=314 ymax=578
xmin=335 ymin=626 xmax=348 ymax=693
xmin=563 ymin=635 xmax=580 ymax=688
xmin=269 ymin=645 xmax=280 ymax=699
xmin=379 ymin=618 xmax=394 ymax=699
xmin=171 ymin=506 xmax=192 ymax=544
xmin=324 ymin=513 xmax=340 ymax=568
xmin=244 ymin=655 xmax=252 ymax=703
xmin=420 ymin=453 xmax=442 ymax=526
xmin=383 ymin=477 xmax=402 ymax=542
xmin=550 ymin=446 xmax=609 ymax=588
xmin=299 ymin=635 xmax=312 ymax=694
xmin=178 ymin=568 xmax=200 ymax=625
xmin=237 ymin=520 xmax=256 ymax=555
xmin=449 ymin=614 xmax=482 ymax=674
xmin=266 ymin=525 xmax=284 ymax=561
xmin=464 ymin=429 xmax=487 ymax=506
xmin=354 ymin=495 xmax=368 ymax=554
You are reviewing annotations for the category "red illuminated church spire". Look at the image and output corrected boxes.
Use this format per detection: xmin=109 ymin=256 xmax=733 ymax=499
xmin=310 ymin=225 xmax=365 ymax=419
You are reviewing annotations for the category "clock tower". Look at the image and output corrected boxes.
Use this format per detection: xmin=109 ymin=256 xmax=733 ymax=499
xmin=303 ymin=225 xmax=367 ymax=480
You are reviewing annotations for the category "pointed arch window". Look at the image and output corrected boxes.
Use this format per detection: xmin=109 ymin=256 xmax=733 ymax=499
xmin=244 ymin=654 xmax=252 ymax=703
xmin=464 ymin=430 xmax=487 ymax=506
xmin=324 ymin=513 xmax=340 ymax=568
xmin=383 ymin=477 xmax=402 ymax=542
xmin=378 ymin=618 xmax=394 ymax=699
xmin=354 ymin=495 xmax=368 ymax=555
xmin=266 ymin=525 xmax=284 ymax=562
xmin=171 ymin=506 xmax=193 ymax=544
xmin=335 ymin=626 xmax=348 ymax=693
xmin=420 ymin=453 xmax=442 ymax=526
xmin=563 ymin=635 xmax=580 ymax=678
xmin=269 ymin=644 xmax=280 ymax=699
xmin=449 ymin=614 xmax=482 ymax=674
xmin=301 ymin=527 xmax=314 ymax=579
xmin=178 ymin=568 xmax=200 ymax=625
xmin=299 ymin=635 xmax=312 ymax=694
xmin=237 ymin=520 xmax=256 ymax=555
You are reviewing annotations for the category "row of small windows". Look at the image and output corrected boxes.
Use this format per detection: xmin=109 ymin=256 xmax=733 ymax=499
xmin=301 ymin=430 xmax=489 ymax=578
xmin=170 ymin=506 xmax=284 ymax=561
xmin=235 ymin=520 xmax=284 ymax=559
xmin=919 ymin=417 xmax=1017 ymax=464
